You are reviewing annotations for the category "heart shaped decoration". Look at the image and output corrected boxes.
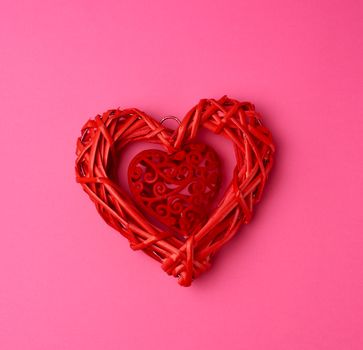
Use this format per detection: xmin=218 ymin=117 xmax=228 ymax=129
xmin=128 ymin=143 xmax=222 ymax=237
xmin=75 ymin=96 xmax=275 ymax=286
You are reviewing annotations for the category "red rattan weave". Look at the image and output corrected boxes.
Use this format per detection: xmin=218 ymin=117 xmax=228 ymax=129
xmin=75 ymin=96 xmax=275 ymax=286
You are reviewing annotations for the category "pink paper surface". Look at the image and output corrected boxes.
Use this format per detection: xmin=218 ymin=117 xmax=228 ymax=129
xmin=1 ymin=1 xmax=362 ymax=349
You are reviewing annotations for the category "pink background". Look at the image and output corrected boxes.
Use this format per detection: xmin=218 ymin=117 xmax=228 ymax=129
xmin=1 ymin=1 xmax=363 ymax=349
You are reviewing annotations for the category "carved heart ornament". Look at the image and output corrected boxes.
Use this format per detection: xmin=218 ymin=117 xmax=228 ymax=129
xmin=75 ymin=96 xmax=275 ymax=286
xmin=128 ymin=143 xmax=222 ymax=238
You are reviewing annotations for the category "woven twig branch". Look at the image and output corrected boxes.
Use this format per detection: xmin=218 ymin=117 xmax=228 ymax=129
xmin=75 ymin=96 xmax=275 ymax=286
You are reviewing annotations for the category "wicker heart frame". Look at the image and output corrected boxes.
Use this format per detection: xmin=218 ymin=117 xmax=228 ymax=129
xmin=75 ymin=96 xmax=275 ymax=286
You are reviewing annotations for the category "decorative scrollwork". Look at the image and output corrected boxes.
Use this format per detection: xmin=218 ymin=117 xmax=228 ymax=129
xmin=128 ymin=143 xmax=221 ymax=237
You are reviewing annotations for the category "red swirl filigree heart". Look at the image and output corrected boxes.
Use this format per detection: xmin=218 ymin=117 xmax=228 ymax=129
xmin=128 ymin=143 xmax=222 ymax=237
xmin=75 ymin=96 xmax=275 ymax=286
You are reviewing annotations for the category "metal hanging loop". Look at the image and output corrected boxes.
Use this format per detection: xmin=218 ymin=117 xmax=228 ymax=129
xmin=160 ymin=116 xmax=181 ymax=126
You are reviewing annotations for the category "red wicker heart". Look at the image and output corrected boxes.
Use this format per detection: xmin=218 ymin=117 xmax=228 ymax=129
xmin=75 ymin=96 xmax=275 ymax=286
xmin=128 ymin=143 xmax=222 ymax=237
